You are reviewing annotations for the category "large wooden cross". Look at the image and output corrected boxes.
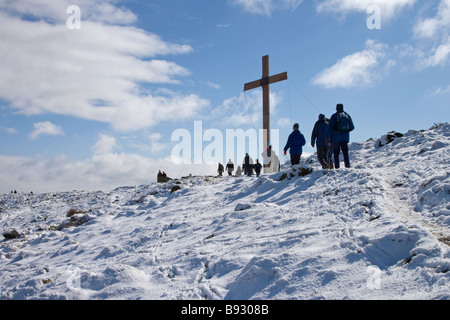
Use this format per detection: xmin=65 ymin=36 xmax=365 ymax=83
xmin=244 ymin=55 xmax=288 ymax=151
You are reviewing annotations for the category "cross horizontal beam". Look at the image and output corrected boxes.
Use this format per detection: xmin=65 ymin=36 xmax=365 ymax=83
xmin=244 ymin=72 xmax=288 ymax=92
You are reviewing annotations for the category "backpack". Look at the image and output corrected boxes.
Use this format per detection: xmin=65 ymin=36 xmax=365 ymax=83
xmin=335 ymin=112 xmax=351 ymax=133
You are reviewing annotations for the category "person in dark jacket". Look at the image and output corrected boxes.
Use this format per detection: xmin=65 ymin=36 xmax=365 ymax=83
xmin=328 ymin=104 xmax=355 ymax=169
xmin=253 ymin=159 xmax=262 ymax=177
xmin=311 ymin=114 xmax=331 ymax=169
xmin=217 ymin=162 xmax=224 ymax=176
xmin=284 ymin=123 xmax=306 ymax=166
xmin=226 ymin=159 xmax=234 ymax=176
xmin=242 ymin=153 xmax=254 ymax=176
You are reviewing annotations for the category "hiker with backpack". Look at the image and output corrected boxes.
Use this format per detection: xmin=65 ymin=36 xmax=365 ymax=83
xmin=284 ymin=123 xmax=307 ymax=166
xmin=311 ymin=114 xmax=331 ymax=169
xmin=328 ymin=104 xmax=355 ymax=169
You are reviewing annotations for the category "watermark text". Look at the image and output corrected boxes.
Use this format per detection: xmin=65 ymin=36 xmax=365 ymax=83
xmin=171 ymin=121 xmax=280 ymax=166
xmin=367 ymin=5 xmax=381 ymax=30
xmin=67 ymin=5 xmax=81 ymax=30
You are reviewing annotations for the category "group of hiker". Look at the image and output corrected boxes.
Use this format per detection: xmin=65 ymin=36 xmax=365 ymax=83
xmin=218 ymin=103 xmax=355 ymax=178
xmin=157 ymin=170 xmax=171 ymax=183
xmin=159 ymin=103 xmax=355 ymax=182
xmin=217 ymin=153 xmax=264 ymax=178
xmin=285 ymin=103 xmax=355 ymax=169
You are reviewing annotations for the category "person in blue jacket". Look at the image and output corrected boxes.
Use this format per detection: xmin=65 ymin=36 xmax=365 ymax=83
xmin=284 ymin=123 xmax=306 ymax=166
xmin=328 ymin=104 xmax=355 ymax=169
xmin=311 ymin=114 xmax=330 ymax=169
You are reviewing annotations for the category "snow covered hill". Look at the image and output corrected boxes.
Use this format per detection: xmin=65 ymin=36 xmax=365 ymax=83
xmin=0 ymin=123 xmax=449 ymax=300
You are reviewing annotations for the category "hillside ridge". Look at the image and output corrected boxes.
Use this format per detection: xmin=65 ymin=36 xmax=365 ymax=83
xmin=0 ymin=123 xmax=449 ymax=300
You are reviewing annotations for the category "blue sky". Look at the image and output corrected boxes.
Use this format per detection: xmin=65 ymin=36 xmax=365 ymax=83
xmin=0 ymin=0 xmax=449 ymax=193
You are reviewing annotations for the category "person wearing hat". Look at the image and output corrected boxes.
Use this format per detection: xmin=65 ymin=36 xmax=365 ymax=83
xmin=284 ymin=123 xmax=306 ymax=166
xmin=328 ymin=104 xmax=355 ymax=169
xmin=311 ymin=114 xmax=331 ymax=169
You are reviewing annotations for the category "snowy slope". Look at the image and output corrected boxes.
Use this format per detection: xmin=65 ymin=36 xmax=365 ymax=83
xmin=0 ymin=124 xmax=449 ymax=300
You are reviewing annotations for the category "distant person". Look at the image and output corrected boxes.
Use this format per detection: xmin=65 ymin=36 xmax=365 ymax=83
xmin=242 ymin=153 xmax=254 ymax=176
xmin=235 ymin=166 xmax=243 ymax=177
xmin=261 ymin=145 xmax=280 ymax=173
xmin=311 ymin=114 xmax=331 ymax=169
xmin=157 ymin=170 xmax=171 ymax=183
xmin=328 ymin=104 xmax=355 ymax=169
xmin=217 ymin=162 xmax=224 ymax=176
xmin=254 ymin=159 xmax=262 ymax=177
xmin=284 ymin=123 xmax=306 ymax=166
xmin=226 ymin=159 xmax=234 ymax=176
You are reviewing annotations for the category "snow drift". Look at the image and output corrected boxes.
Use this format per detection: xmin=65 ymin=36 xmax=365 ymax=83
xmin=0 ymin=123 xmax=449 ymax=300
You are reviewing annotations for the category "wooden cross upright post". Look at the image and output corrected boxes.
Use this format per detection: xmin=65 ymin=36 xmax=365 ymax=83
xmin=244 ymin=55 xmax=288 ymax=151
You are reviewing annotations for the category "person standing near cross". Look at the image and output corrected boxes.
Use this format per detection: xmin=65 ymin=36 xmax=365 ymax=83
xmin=284 ymin=122 xmax=306 ymax=166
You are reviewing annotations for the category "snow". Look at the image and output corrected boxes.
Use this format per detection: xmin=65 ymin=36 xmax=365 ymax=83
xmin=0 ymin=123 xmax=449 ymax=300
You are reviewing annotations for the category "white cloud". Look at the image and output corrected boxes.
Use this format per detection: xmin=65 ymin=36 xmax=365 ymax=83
xmin=414 ymin=0 xmax=450 ymax=39
xmin=315 ymin=1 xmax=449 ymax=72
xmin=313 ymin=40 xmax=388 ymax=89
xmin=0 ymin=152 xmax=216 ymax=194
xmin=202 ymin=81 xmax=221 ymax=89
xmin=0 ymin=1 xmax=208 ymax=132
xmin=422 ymin=37 xmax=450 ymax=67
xmin=231 ymin=0 xmax=303 ymax=16
xmin=93 ymin=134 xmax=116 ymax=155
xmin=149 ymin=133 xmax=167 ymax=153
xmin=211 ymin=90 xmax=282 ymax=128
xmin=109 ymin=94 xmax=209 ymax=132
xmin=413 ymin=1 xmax=450 ymax=69
xmin=29 ymin=121 xmax=64 ymax=140
xmin=0 ymin=0 xmax=137 ymax=25
xmin=276 ymin=117 xmax=291 ymax=128
xmin=0 ymin=131 xmax=217 ymax=193
xmin=0 ymin=126 xmax=17 ymax=134
xmin=432 ymin=84 xmax=450 ymax=96
xmin=317 ymin=0 xmax=417 ymax=20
